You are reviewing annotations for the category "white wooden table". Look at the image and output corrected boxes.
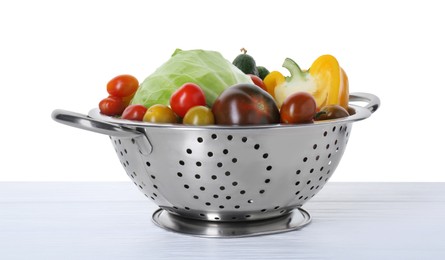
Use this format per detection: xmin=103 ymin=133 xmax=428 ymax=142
xmin=1 ymin=182 xmax=444 ymax=259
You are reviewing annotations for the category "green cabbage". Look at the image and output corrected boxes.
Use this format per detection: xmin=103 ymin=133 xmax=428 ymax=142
xmin=131 ymin=49 xmax=253 ymax=108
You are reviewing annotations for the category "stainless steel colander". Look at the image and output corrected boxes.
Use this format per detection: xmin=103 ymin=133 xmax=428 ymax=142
xmin=52 ymin=92 xmax=379 ymax=237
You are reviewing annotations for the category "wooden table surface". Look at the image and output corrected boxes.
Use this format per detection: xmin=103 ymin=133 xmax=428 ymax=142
xmin=1 ymin=182 xmax=444 ymax=259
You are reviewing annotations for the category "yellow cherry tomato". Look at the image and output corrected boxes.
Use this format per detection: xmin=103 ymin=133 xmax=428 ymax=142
xmin=143 ymin=104 xmax=177 ymax=124
xmin=183 ymin=106 xmax=215 ymax=126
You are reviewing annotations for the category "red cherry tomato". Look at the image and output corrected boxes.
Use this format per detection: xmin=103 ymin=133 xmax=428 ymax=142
xmin=280 ymin=92 xmax=316 ymax=124
xmin=121 ymin=104 xmax=147 ymax=121
xmin=107 ymin=75 xmax=139 ymax=98
xmin=122 ymin=93 xmax=135 ymax=107
xmin=99 ymin=96 xmax=126 ymax=116
xmin=249 ymin=74 xmax=267 ymax=91
xmin=169 ymin=83 xmax=206 ymax=118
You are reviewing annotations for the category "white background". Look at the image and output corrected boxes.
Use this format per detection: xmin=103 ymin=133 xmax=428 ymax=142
xmin=1 ymin=0 xmax=443 ymax=182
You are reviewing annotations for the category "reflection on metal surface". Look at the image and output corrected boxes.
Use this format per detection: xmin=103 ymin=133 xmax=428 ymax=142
xmin=152 ymin=208 xmax=311 ymax=238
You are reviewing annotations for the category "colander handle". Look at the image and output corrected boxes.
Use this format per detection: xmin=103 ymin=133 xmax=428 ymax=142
xmin=51 ymin=109 xmax=152 ymax=154
xmin=349 ymin=92 xmax=380 ymax=113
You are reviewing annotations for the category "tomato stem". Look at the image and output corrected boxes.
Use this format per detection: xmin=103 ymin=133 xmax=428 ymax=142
xmin=314 ymin=111 xmax=327 ymax=120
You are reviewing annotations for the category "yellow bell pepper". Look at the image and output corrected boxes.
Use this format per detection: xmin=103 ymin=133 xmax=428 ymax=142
xmin=339 ymin=67 xmax=349 ymax=109
xmin=264 ymin=55 xmax=349 ymax=110
xmin=264 ymin=71 xmax=285 ymax=98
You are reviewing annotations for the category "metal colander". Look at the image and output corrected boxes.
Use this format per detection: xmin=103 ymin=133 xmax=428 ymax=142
xmin=52 ymin=92 xmax=379 ymax=237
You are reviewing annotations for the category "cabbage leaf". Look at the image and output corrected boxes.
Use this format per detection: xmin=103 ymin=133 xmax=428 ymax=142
xmin=131 ymin=49 xmax=253 ymax=108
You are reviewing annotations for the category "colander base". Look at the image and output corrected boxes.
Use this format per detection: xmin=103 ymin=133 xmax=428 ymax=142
xmin=152 ymin=208 xmax=311 ymax=238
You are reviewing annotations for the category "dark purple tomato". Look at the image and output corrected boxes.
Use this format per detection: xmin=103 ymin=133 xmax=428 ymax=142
xmin=314 ymin=104 xmax=350 ymax=120
xmin=212 ymin=84 xmax=280 ymax=125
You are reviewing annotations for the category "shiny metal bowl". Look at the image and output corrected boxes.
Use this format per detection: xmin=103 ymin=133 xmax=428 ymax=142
xmin=52 ymin=92 xmax=379 ymax=237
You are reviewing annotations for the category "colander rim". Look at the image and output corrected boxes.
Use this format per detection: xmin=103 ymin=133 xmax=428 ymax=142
xmin=87 ymin=102 xmax=371 ymax=130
